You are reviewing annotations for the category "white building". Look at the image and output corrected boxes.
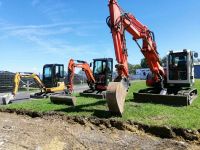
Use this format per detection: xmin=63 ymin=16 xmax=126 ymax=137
xmin=134 ymin=68 xmax=151 ymax=80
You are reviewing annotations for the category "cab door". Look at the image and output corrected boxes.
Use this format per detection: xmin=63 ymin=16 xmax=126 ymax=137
xmin=43 ymin=64 xmax=64 ymax=88
xmin=105 ymin=58 xmax=113 ymax=85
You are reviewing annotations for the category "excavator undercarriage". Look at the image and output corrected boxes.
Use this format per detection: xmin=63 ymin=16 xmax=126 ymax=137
xmin=134 ymin=87 xmax=198 ymax=106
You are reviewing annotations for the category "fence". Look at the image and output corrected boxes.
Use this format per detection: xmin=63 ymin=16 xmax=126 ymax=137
xmin=0 ymin=71 xmax=37 ymax=93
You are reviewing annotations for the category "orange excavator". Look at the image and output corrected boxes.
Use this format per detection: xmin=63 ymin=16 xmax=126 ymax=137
xmin=106 ymin=0 xmax=198 ymax=115
xmin=66 ymin=59 xmax=95 ymax=94
xmin=50 ymin=58 xmax=113 ymax=104
xmin=66 ymin=58 xmax=113 ymax=98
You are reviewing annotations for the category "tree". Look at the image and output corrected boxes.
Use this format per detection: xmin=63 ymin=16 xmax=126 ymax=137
xmin=128 ymin=63 xmax=141 ymax=74
xmin=133 ymin=64 xmax=142 ymax=74
xmin=140 ymin=57 xmax=165 ymax=68
xmin=161 ymin=56 xmax=167 ymax=67
xmin=140 ymin=58 xmax=148 ymax=68
xmin=128 ymin=63 xmax=135 ymax=74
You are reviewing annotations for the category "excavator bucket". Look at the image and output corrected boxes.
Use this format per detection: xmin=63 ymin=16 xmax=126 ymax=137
xmin=106 ymin=82 xmax=127 ymax=115
xmin=50 ymin=95 xmax=76 ymax=106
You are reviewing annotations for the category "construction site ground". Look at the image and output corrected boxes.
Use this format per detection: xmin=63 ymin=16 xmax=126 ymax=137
xmin=0 ymin=112 xmax=199 ymax=150
xmin=1 ymin=80 xmax=200 ymax=130
xmin=0 ymin=80 xmax=200 ymax=149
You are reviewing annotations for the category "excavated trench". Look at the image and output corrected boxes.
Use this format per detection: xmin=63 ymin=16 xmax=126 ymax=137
xmin=0 ymin=108 xmax=199 ymax=145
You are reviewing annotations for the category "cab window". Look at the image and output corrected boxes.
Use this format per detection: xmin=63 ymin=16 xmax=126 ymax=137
xmin=55 ymin=65 xmax=64 ymax=78
xmin=94 ymin=61 xmax=104 ymax=74
xmin=44 ymin=67 xmax=52 ymax=78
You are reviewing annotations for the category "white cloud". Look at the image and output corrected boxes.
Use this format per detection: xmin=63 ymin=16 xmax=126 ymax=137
xmin=31 ymin=0 xmax=73 ymax=22
xmin=31 ymin=0 xmax=40 ymax=7
xmin=0 ymin=20 xmax=112 ymax=72
xmin=0 ymin=21 xmax=103 ymax=37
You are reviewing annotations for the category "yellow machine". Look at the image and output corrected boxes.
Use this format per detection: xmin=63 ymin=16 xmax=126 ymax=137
xmin=3 ymin=64 xmax=66 ymax=104
xmin=12 ymin=72 xmax=65 ymax=96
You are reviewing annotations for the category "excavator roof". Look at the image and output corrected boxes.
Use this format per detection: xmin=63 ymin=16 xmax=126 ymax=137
xmin=43 ymin=64 xmax=64 ymax=67
xmin=93 ymin=58 xmax=113 ymax=61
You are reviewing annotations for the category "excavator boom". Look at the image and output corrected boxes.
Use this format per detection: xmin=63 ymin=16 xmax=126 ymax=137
xmin=1 ymin=72 xmax=43 ymax=104
xmin=108 ymin=0 xmax=164 ymax=82
xmin=106 ymin=0 xmax=165 ymax=115
xmin=12 ymin=72 xmax=65 ymax=96
xmin=66 ymin=59 xmax=95 ymax=94
xmin=12 ymin=72 xmax=46 ymax=96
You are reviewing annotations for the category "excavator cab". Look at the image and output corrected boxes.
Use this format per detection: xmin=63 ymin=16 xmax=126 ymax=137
xmin=92 ymin=58 xmax=113 ymax=90
xmin=167 ymin=50 xmax=195 ymax=87
xmin=42 ymin=64 xmax=64 ymax=88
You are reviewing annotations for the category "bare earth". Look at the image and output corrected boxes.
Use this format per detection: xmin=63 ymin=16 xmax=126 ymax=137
xmin=0 ymin=112 xmax=199 ymax=150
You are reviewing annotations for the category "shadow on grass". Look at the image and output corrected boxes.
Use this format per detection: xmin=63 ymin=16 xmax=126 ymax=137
xmin=54 ymin=100 xmax=114 ymax=118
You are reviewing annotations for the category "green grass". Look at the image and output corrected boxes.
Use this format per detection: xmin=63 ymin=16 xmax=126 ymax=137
xmin=1 ymin=80 xmax=200 ymax=130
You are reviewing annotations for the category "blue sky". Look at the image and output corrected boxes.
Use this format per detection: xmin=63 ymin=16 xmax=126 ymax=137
xmin=0 ymin=0 xmax=199 ymax=73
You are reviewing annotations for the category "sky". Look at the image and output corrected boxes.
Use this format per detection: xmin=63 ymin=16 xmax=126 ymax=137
xmin=0 ymin=0 xmax=199 ymax=73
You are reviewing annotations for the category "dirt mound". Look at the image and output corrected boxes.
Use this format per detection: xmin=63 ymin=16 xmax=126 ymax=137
xmin=0 ymin=108 xmax=200 ymax=145
xmin=1 ymin=112 xmax=200 ymax=150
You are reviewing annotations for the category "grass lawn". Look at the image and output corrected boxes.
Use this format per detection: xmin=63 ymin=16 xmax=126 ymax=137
xmin=1 ymin=80 xmax=200 ymax=130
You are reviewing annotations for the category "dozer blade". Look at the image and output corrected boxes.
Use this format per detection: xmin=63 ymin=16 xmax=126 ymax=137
xmin=133 ymin=88 xmax=198 ymax=106
xmin=1 ymin=94 xmax=14 ymax=105
xmin=30 ymin=91 xmax=65 ymax=99
xmin=0 ymin=93 xmax=30 ymax=105
xmin=50 ymin=95 xmax=76 ymax=106
xmin=106 ymin=82 xmax=127 ymax=115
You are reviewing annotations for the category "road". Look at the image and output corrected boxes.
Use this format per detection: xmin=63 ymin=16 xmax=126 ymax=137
xmin=0 ymin=112 xmax=199 ymax=150
xmin=0 ymin=84 xmax=89 ymax=104
xmin=73 ymin=84 xmax=89 ymax=93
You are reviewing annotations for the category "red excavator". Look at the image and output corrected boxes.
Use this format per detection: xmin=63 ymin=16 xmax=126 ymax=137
xmin=50 ymin=58 xmax=113 ymax=104
xmin=66 ymin=59 xmax=95 ymax=95
xmin=66 ymin=58 xmax=113 ymax=98
xmin=106 ymin=0 xmax=198 ymax=115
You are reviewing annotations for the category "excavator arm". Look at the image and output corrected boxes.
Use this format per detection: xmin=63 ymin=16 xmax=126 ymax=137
xmin=12 ymin=72 xmax=65 ymax=96
xmin=106 ymin=0 xmax=165 ymax=115
xmin=12 ymin=72 xmax=46 ymax=96
xmin=1 ymin=72 xmax=46 ymax=105
xmin=67 ymin=59 xmax=95 ymax=94
xmin=107 ymin=0 xmax=165 ymax=84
